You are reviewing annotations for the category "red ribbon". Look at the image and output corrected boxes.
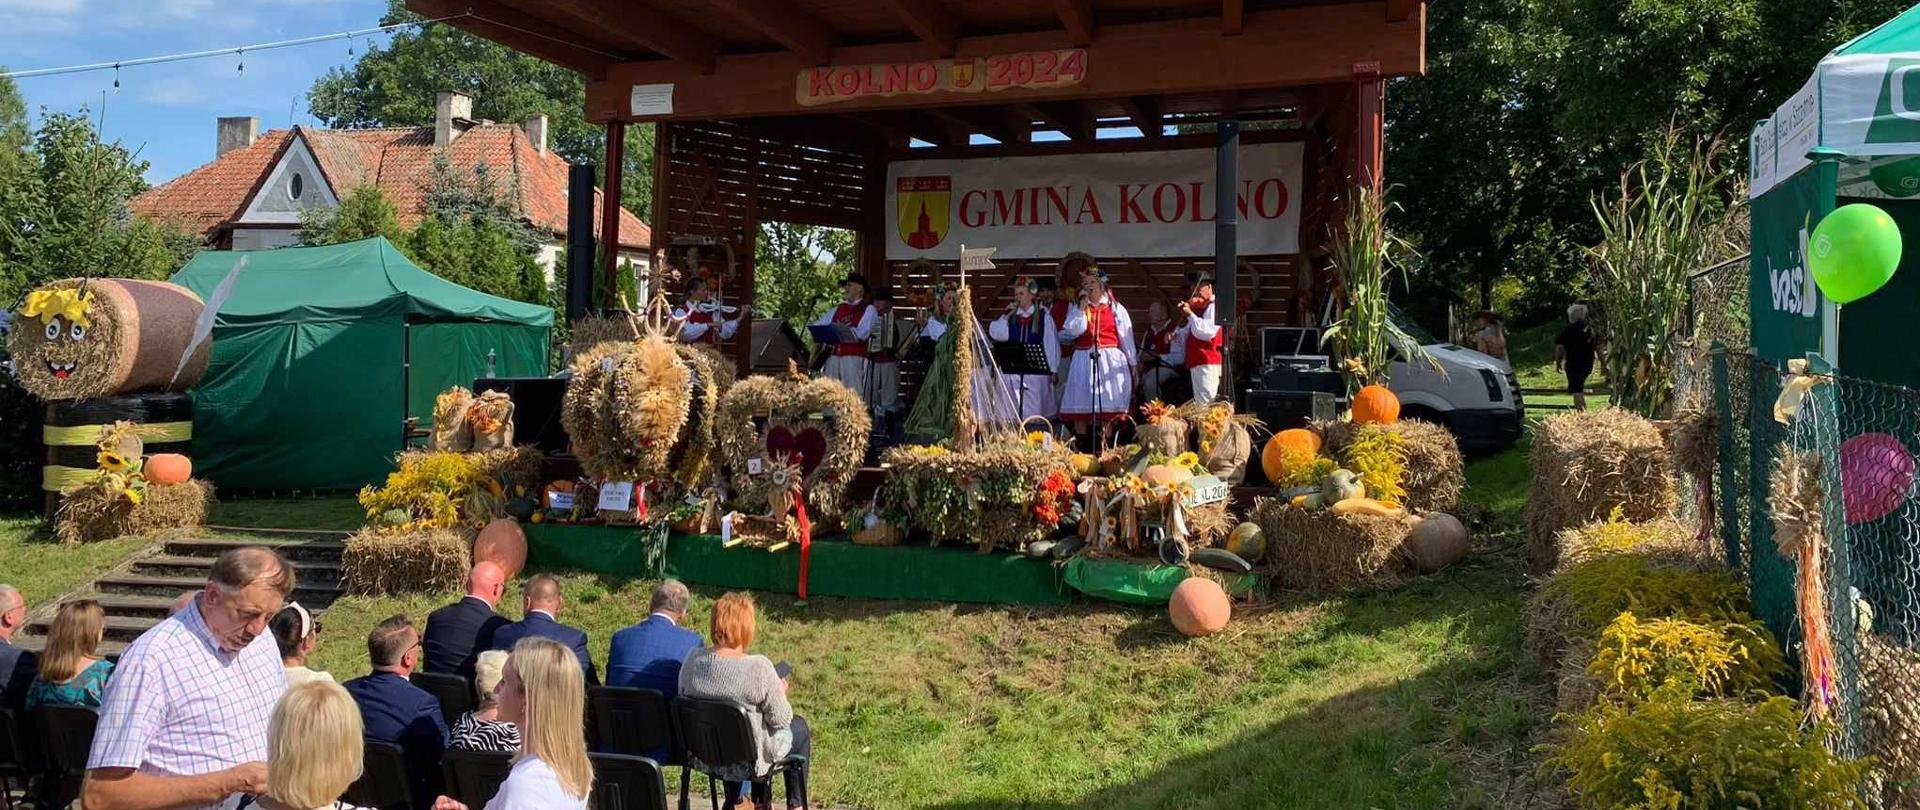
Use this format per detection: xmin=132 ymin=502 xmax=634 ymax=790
xmin=792 ymin=487 xmax=812 ymax=600
xmin=634 ymin=483 xmax=648 ymax=521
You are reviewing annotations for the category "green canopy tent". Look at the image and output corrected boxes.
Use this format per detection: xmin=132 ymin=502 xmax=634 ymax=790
xmin=171 ymin=237 xmax=552 ymax=490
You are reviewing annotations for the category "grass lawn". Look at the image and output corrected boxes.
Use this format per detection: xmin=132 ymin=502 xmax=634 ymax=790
xmin=0 ymin=514 xmax=151 ymax=608
xmin=1507 ymin=320 xmax=1610 ymax=413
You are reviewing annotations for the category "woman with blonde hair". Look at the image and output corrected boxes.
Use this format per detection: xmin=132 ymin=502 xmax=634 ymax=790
xmin=449 ymin=649 xmax=521 ymax=753
xmin=256 ymin=679 xmax=373 ymax=810
xmin=680 ymin=592 xmax=811 ymax=810
xmin=26 ymin=598 xmax=113 ymax=708
xmin=432 ymin=637 xmax=593 ymax=810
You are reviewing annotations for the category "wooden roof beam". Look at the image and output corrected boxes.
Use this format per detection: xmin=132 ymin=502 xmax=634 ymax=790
xmin=926 ymin=107 xmax=1017 ymax=145
xmin=1014 ymin=102 xmax=1091 ymax=141
xmin=408 ymin=0 xmax=617 ymax=76
xmin=542 ymin=0 xmax=721 ymax=73
xmin=709 ymin=0 xmax=838 ymax=64
xmin=1054 ymin=0 xmax=1094 ymax=47
xmin=1223 ymin=0 xmax=1245 ymax=35
xmin=884 ymin=0 xmax=960 ymax=57
xmin=1385 ymin=0 xmax=1418 ymax=22
xmin=1116 ymin=96 xmax=1163 ymax=138
xmin=842 ymin=113 xmax=948 ymax=146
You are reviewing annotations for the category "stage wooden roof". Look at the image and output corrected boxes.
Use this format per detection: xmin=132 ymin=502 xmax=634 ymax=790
xmin=407 ymin=0 xmax=1425 ymax=125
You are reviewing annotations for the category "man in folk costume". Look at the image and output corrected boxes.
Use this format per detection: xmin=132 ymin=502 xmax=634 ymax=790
xmin=988 ymin=279 xmax=1061 ymax=420
xmin=813 ymin=273 xmax=878 ymax=397
xmin=1057 ymin=268 xmax=1136 ymax=443
xmin=867 ymin=287 xmax=907 ymax=417
xmin=1136 ymin=298 xmax=1187 ymax=405
xmin=672 ymin=275 xmax=748 ymax=346
xmin=1179 ymin=272 xmax=1227 ymax=405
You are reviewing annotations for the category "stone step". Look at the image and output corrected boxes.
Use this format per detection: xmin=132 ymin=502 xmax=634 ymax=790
xmin=94 ymin=572 xmax=342 ymax=601
xmin=165 ymin=536 xmax=346 ymax=563
xmin=130 ymin=554 xmax=344 ymax=585
xmin=26 ymin=613 xmax=161 ymax=643
xmin=12 ymin=634 xmax=127 ymax=658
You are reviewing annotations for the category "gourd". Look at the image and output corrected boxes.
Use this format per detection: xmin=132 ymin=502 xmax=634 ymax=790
xmin=1260 ymin=428 xmax=1322 ymax=483
xmin=1140 ymin=464 xmax=1194 ymax=488
xmin=1351 ymin=385 xmax=1401 ymax=425
xmin=143 ymin=453 xmax=193 ymax=485
xmin=1169 ymin=577 xmax=1231 ymax=637
xmin=1331 ymin=496 xmax=1404 ymax=517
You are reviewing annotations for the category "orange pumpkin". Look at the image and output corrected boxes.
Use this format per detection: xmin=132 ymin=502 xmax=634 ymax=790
xmin=1260 ymin=428 xmax=1322 ymax=483
xmin=143 ymin=453 xmax=193 ymax=485
xmin=1351 ymin=384 xmax=1401 ymax=425
xmin=1169 ymin=577 xmax=1231 ymax=637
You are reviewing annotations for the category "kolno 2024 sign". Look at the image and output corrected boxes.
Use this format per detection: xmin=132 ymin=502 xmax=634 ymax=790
xmin=796 ymin=50 xmax=1086 ymax=107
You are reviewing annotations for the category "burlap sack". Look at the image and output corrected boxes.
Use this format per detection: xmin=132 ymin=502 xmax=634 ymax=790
xmin=1136 ymin=417 xmax=1190 ymax=456
xmin=1206 ymin=422 xmax=1252 ymax=484
xmin=466 ymin=391 xmax=515 ymax=452
xmin=431 ymin=388 xmax=474 ymax=452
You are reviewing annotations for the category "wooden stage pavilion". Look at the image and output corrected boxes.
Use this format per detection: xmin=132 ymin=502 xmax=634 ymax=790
xmin=408 ymin=0 xmax=1429 ymax=378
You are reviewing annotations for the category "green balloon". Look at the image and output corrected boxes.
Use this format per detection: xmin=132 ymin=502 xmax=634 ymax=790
xmin=1810 ymin=203 xmax=1903 ymax=304
xmin=1872 ymin=158 xmax=1920 ymax=198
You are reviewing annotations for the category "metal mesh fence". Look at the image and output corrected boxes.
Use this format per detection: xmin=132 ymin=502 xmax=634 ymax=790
xmin=1681 ymin=261 xmax=1920 ymax=806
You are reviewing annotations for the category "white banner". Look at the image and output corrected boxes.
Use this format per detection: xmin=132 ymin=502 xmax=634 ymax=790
xmin=885 ymin=142 xmax=1303 ymax=260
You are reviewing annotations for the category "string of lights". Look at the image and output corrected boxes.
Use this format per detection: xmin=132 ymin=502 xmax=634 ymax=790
xmin=1 ymin=14 xmax=471 ymax=81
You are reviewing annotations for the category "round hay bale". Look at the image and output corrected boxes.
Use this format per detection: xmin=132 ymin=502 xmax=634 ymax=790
xmin=9 ymin=279 xmax=211 ymax=401
xmin=1318 ymin=418 xmax=1463 ymax=513
xmin=1402 ymin=512 xmax=1468 ymax=573
xmin=1524 ymin=408 xmax=1676 ymax=574
xmin=343 ymin=526 xmax=472 ymax=596
xmin=53 ymin=477 xmax=214 ymax=544
xmin=1251 ymin=496 xmax=1418 ymax=591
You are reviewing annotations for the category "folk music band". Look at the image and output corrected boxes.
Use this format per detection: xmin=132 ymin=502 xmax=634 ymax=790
xmin=673 ymin=262 xmax=1229 ymax=440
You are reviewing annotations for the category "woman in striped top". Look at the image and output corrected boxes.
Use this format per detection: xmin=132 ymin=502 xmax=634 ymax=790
xmin=449 ymin=650 xmax=521 ymax=753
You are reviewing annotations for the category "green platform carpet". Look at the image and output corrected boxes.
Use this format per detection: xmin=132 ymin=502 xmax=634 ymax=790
xmin=524 ymin=523 xmax=1263 ymax=606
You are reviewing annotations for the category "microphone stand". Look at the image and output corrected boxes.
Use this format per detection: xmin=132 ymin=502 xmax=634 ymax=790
xmin=1087 ymin=294 xmax=1103 ymax=453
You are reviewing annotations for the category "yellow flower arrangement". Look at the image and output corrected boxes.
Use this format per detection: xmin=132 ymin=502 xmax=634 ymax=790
xmin=97 ymin=449 xmax=131 ymax=473
xmin=1174 ymin=451 xmax=1204 ymax=474
xmin=1026 ymin=431 xmax=1047 ymax=447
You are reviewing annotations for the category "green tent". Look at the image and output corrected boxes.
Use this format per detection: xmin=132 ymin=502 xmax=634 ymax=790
xmin=171 ymin=237 xmax=552 ymax=490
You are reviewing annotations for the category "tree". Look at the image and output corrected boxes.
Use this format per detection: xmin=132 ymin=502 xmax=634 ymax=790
xmin=299 ymin=183 xmax=407 ymax=246
xmin=754 ymin=222 xmax=854 ymax=328
xmin=307 ymin=0 xmax=655 ymax=218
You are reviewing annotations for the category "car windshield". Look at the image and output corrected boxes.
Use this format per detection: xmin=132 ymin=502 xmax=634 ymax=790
xmin=1387 ymin=303 xmax=1440 ymax=345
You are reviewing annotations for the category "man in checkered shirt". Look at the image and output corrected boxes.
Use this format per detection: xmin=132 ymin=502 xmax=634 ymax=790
xmin=82 ymin=546 xmax=294 ymax=810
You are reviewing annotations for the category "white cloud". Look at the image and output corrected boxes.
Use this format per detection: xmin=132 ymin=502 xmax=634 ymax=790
xmin=140 ymin=76 xmax=206 ymax=106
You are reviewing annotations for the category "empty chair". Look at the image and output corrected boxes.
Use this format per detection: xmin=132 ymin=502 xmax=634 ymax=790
xmin=35 ymin=704 xmax=97 ymax=810
xmin=343 ymin=739 xmax=414 ymax=810
xmin=441 ymin=748 xmax=514 ymax=808
xmin=0 ymin=708 xmax=38 ymax=810
xmin=672 ymin=698 xmax=806 ymax=810
xmin=588 ymin=752 xmax=668 ymax=810
xmin=411 ymin=670 xmax=475 ymax=728
xmin=590 ymin=687 xmax=686 ymax=810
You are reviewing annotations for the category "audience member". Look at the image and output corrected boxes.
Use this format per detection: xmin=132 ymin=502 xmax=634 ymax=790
xmin=270 ymin=602 xmax=333 ymax=687
xmin=342 ymin=615 xmax=447 ymax=810
xmin=423 ymin=562 xmax=510 ymax=679
xmin=0 ymin=583 xmax=38 ymax=709
xmin=258 ymin=680 xmax=374 ymax=810
xmin=449 ymin=650 xmax=520 ymax=753
xmin=26 ymin=598 xmax=113 ymax=709
xmin=431 ymin=637 xmax=594 ymax=810
xmin=606 ymin=580 xmax=701 ymax=697
xmin=490 ymin=575 xmax=597 ymax=685
xmin=83 ymin=547 xmax=292 ymax=810
xmin=680 ymin=592 xmax=811 ymax=810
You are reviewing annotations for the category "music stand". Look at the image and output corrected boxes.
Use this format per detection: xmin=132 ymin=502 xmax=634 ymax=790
xmin=807 ymin=323 xmax=857 ymax=346
xmin=992 ymin=341 xmax=1053 ymax=420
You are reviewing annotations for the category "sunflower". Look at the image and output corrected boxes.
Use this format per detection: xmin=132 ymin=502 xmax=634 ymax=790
xmin=1174 ymin=451 xmax=1204 ymax=473
xmin=97 ymin=449 xmax=131 ymax=473
xmin=1025 ymin=430 xmax=1047 ymax=447
xmin=122 ymin=486 xmax=144 ymax=505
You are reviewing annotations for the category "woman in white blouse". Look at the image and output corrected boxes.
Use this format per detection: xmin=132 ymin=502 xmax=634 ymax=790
xmin=433 ymin=637 xmax=594 ymax=810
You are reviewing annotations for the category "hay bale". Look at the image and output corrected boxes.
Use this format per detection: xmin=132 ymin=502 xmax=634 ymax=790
xmin=1860 ymin=636 xmax=1920 ymax=808
xmin=1318 ymin=418 xmax=1464 ymax=513
xmin=54 ymin=478 xmax=213 ymax=543
xmin=879 ymin=441 xmax=1071 ymax=551
xmin=1523 ymin=551 xmax=1745 ymax=673
xmin=1525 ymin=409 xmax=1676 ymax=573
xmin=1251 ymin=497 xmax=1417 ymax=591
xmin=1554 ymin=643 xmax=1602 ymax=717
xmin=1551 ymin=516 xmax=1713 ymax=575
xmin=343 ymin=527 xmax=471 ymax=596
xmin=8 ymin=278 xmax=211 ymax=401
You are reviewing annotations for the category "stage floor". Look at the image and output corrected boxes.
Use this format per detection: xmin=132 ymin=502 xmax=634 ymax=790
xmin=523 ymin=523 xmax=1255 ymax=606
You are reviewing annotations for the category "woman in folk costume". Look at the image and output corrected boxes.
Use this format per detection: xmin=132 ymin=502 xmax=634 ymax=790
xmin=812 ymin=273 xmax=878 ymax=396
xmin=673 ymin=275 xmax=748 ymax=345
xmin=988 ymin=279 xmax=1062 ymax=420
xmin=1179 ymin=272 xmax=1227 ymax=404
xmin=1057 ymin=268 xmax=1136 ymax=439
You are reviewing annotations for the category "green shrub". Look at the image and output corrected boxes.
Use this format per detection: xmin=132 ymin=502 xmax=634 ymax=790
xmin=1548 ymin=687 xmax=1868 ymax=809
xmin=1588 ymin=611 xmax=1786 ymax=703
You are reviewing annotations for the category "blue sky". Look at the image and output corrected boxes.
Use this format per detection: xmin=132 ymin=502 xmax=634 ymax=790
xmin=1 ymin=0 xmax=395 ymax=184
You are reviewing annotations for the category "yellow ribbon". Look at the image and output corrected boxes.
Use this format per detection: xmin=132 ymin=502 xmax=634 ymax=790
xmin=42 ymin=465 xmax=101 ymax=492
xmin=21 ymin=287 xmax=95 ymax=328
xmin=1772 ymin=358 xmax=1828 ymax=425
xmin=43 ymin=421 xmax=193 ymax=446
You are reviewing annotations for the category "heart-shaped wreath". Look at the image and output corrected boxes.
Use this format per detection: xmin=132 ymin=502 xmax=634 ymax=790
xmin=716 ymin=366 xmax=870 ymax=519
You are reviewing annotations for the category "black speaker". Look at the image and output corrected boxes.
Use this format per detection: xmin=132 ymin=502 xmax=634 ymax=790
xmin=1258 ymin=365 xmax=1343 ymax=397
xmin=474 ymin=377 xmax=569 ymax=454
xmin=1245 ymin=389 xmax=1337 ymax=432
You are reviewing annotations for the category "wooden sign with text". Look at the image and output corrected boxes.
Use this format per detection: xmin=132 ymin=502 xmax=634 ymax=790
xmin=797 ymin=49 xmax=1087 ymax=107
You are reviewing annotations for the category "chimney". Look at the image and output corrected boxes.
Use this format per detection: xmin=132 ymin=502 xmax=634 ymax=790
xmin=435 ymin=91 xmax=474 ymax=148
xmin=216 ymin=116 xmax=258 ymax=157
xmin=523 ymin=114 xmax=549 ymax=154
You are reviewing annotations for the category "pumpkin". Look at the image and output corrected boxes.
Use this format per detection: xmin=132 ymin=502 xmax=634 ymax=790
xmin=1070 ymin=453 xmax=1099 ymax=477
xmin=143 ymin=453 xmax=193 ymax=485
xmin=473 ymin=518 xmax=528 ymax=580
xmin=1351 ymin=384 xmax=1401 ymax=425
xmin=1260 ymin=428 xmax=1323 ymax=483
xmin=1403 ymin=513 xmax=1468 ymax=573
xmin=1225 ymin=521 xmax=1266 ymax=563
xmin=1141 ymin=464 xmax=1194 ymax=488
xmin=1169 ymin=577 xmax=1231 ymax=637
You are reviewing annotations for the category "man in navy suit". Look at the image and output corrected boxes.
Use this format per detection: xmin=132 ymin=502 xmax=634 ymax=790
xmin=491 ymin=574 xmax=599 ymax=685
xmin=606 ymin=580 xmax=703 ymax=697
xmin=0 ymin=585 xmax=37 ymax=709
xmin=343 ymin=614 xmax=448 ymax=810
xmin=422 ymin=561 xmax=509 ymax=679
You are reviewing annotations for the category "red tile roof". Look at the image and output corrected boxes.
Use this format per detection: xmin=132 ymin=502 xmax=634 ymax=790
xmin=133 ymin=123 xmax=651 ymax=250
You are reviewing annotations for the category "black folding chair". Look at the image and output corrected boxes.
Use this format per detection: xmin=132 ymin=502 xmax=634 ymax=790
xmin=0 ymin=707 xmax=35 ymax=810
xmin=591 ymin=687 xmax=686 ymax=810
xmin=588 ymin=752 xmax=669 ymax=810
xmin=441 ymin=748 xmax=513 ymax=808
xmin=672 ymin=698 xmax=807 ymax=810
xmin=36 ymin=705 xmax=97 ymax=810
xmin=411 ymin=671 xmax=476 ymax=728
xmin=342 ymin=739 xmax=413 ymax=810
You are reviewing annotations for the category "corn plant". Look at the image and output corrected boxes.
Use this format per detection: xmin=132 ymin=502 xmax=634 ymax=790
xmin=1589 ymin=130 xmax=1744 ymax=417
xmin=1323 ymin=184 xmax=1430 ymax=391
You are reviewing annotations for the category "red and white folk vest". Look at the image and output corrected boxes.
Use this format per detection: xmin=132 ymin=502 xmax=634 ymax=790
xmin=684 ymin=306 xmax=718 ymax=344
xmin=1049 ymin=299 xmax=1074 ymax=359
xmin=831 ymin=301 xmax=869 ymax=357
xmin=1184 ymin=297 xmax=1226 ymax=367
xmin=1074 ymin=303 xmax=1123 ymax=351
xmin=1145 ymin=322 xmax=1179 ymax=357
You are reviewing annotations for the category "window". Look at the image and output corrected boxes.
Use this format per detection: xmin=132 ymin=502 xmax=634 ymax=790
xmin=290 ymin=172 xmax=304 ymax=200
